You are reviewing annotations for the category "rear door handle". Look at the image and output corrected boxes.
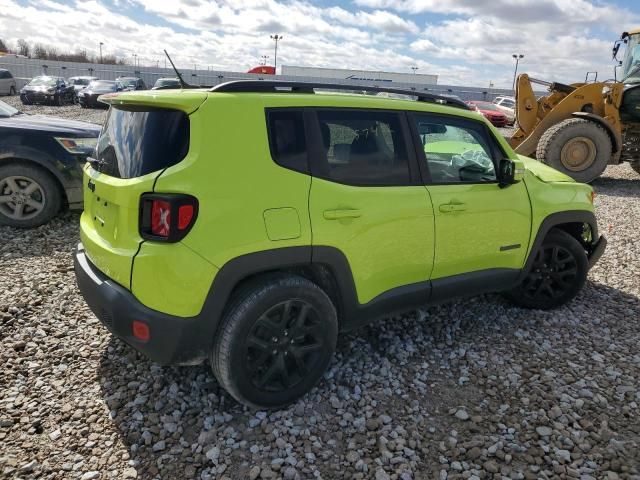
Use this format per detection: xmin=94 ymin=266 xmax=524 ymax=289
xmin=439 ymin=203 xmax=467 ymax=213
xmin=323 ymin=209 xmax=362 ymax=220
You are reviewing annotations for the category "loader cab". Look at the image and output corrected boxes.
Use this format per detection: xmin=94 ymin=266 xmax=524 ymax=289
xmin=620 ymin=31 xmax=640 ymax=84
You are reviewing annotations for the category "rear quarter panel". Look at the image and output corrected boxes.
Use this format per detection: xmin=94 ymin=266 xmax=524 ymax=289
xmin=156 ymin=94 xmax=313 ymax=268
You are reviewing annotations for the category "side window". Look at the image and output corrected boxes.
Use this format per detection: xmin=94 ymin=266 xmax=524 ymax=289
xmin=413 ymin=114 xmax=498 ymax=184
xmin=267 ymin=110 xmax=308 ymax=173
xmin=315 ymin=109 xmax=410 ymax=185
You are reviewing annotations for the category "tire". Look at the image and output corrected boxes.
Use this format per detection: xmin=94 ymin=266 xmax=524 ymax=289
xmin=0 ymin=163 xmax=62 ymax=228
xmin=631 ymin=161 xmax=640 ymax=176
xmin=536 ymin=118 xmax=611 ymax=183
xmin=55 ymin=94 xmax=63 ymax=106
xmin=504 ymin=229 xmax=588 ymax=310
xmin=211 ymin=274 xmax=338 ymax=409
xmin=9 ymin=86 xmax=16 ymax=96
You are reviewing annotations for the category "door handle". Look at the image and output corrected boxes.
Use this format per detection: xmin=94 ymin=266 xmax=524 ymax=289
xmin=323 ymin=209 xmax=362 ymax=220
xmin=439 ymin=203 xmax=467 ymax=213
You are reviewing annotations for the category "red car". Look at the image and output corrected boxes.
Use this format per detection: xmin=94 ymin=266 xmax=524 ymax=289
xmin=466 ymin=101 xmax=508 ymax=127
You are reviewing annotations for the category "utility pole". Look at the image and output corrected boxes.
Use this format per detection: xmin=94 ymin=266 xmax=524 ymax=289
xmin=512 ymin=54 xmax=524 ymax=92
xmin=99 ymin=42 xmax=103 ymax=64
xmin=270 ymin=34 xmax=283 ymax=72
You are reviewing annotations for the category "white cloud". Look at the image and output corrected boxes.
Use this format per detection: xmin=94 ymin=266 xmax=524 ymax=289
xmin=0 ymin=0 xmax=637 ymax=87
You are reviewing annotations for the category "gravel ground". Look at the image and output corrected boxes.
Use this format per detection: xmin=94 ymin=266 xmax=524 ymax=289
xmin=1 ymin=103 xmax=640 ymax=480
xmin=2 ymin=95 xmax=107 ymax=125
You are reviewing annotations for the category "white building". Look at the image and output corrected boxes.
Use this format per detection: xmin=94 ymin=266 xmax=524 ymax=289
xmin=281 ymin=65 xmax=438 ymax=86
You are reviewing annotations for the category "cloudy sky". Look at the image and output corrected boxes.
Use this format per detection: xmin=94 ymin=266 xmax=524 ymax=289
xmin=0 ymin=0 xmax=638 ymax=87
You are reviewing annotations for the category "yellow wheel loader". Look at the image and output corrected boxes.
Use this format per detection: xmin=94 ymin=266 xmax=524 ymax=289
xmin=510 ymin=29 xmax=640 ymax=182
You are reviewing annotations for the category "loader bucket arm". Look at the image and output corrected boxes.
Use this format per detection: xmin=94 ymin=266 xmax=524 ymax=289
xmin=509 ymin=74 xmax=623 ymax=159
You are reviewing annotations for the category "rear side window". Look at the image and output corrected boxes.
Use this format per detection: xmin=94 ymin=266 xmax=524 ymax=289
xmin=267 ymin=110 xmax=308 ymax=173
xmin=96 ymin=107 xmax=189 ymax=179
xmin=315 ymin=110 xmax=410 ymax=185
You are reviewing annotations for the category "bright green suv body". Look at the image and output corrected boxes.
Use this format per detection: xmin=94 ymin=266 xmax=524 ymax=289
xmin=75 ymin=82 xmax=605 ymax=408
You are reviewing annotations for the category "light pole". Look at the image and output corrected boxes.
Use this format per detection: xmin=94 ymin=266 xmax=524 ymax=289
xmin=270 ymin=34 xmax=283 ymax=72
xmin=133 ymin=53 xmax=138 ymax=68
xmin=411 ymin=66 xmax=418 ymax=74
xmin=260 ymin=55 xmax=269 ymax=66
xmin=99 ymin=42 xmax=103 ymax=64
xmin=512 ymin=54 xmax=524 ymax=92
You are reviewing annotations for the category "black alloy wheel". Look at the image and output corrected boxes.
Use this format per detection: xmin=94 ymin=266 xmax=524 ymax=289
xmin=245 ymin=299 xmax=325 ymax=392
xmin=504 ymin=229 xmax=588 ymax=310
xmin=211 ymin=274 xmax=338 ymax=409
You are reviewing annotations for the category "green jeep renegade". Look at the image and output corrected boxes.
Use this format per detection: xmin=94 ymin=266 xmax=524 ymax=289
xmin=74 ymin=81 xmax=606 ymax=408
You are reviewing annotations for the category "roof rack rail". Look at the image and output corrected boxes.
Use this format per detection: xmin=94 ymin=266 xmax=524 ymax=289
xmin=210 ymin=80 xmax=470 ymax=110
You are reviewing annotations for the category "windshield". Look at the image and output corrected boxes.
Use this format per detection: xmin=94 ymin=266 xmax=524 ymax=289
xmin=120 ymin=78 xmax=137 ymax=86
xmin=622 ymin=34 xmax=640 ymax=83
xmin=28 ymin=77 xmax=56 ymax=87
xmin=473 ymin=102 xmax=499 ymax=111
xmin=0 ymin=100 xmax=19 ymax=117
xmin=89 ymin=81 xmax=117 ymax=90
xmin=155 ymin=79 xmax=180 ymax=87
xmin=70 ymin=78 xmax=91 ymax=86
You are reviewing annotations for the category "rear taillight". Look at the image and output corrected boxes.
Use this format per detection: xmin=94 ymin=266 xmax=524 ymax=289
xmin=140 ymin=193 xmax=198 ymax=242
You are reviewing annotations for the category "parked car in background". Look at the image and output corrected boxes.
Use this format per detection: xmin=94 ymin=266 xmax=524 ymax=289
xmin=493 ymin=96 xmax=516 ymax=125
xmin=0 ymin=99 xmax=100 ymax=227
xmin=78 ymin=80 xmax=121 ymax=109
xmin=68 ymin=76 xmax=99 ymax=95
xmin=466 ymin=100 xmax=509 ymax=127
xmin=0 ymin=69 xmax=17 ymax=96
xmin=20 ymin=76 xmax=76 ymax=106
xmin=116 ymin=77 xmax=146 ymax=91
xmin=152 ymin=77 xmax=181 ymax=90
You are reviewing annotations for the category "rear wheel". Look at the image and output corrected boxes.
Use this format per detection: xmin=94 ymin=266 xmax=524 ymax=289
xmin=504 ymin=229 xmax=588 ymax=310
xmin=211 ymin=274 xmax=338 ymax=409
xmin=0 ymin=164 xmax=62 ymax=228
xmin=537 ymin=118 xmax=611 ymax=183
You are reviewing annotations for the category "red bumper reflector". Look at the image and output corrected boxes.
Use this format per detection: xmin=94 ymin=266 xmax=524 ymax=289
xmin=132 ymin=320 xmax=150 ymax=342
xmin=178 ymin=204 xmax=194 ymax=230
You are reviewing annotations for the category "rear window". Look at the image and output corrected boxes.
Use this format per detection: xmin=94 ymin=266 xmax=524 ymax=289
xmin=95 ymin=107 xmax=189 ymax=179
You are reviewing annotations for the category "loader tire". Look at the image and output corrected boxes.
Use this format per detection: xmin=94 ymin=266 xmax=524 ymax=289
xmin=536 ymin=118 xmax=611 ymax=183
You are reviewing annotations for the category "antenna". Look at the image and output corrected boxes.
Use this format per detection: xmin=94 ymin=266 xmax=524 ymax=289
xmin=164 ymin=49 xmax=190 ymax=88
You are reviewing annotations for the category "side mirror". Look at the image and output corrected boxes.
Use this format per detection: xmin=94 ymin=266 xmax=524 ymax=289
xmin=498 ymin=159 xmax=516 ymax=188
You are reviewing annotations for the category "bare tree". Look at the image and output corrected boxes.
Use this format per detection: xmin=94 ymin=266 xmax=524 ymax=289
xmin=33 ymin=43 xmax=47 ymax=59
xmin=0 ymin=38 xmax=7 ymax=53
xmin=17 ymin=39 xmax=30 ymax=57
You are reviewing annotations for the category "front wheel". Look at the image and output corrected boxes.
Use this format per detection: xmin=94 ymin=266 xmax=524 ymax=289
xmin=211 ymin=275 xmax=338 ymax=409
xmin=0 ymin=164 xmax=62 ymax=228
xmin=504 ymin=229 xmax=588 ymax=310
xmin=536 ymin=118 xmax=611 ymax=183
xmin=9 ymin=86 xmax=16 ymax=96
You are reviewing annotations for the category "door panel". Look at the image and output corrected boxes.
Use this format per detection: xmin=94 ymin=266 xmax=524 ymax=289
xmin=410 ymin=112 xmax=532 ymax=279
xmin=310 ymin=179 xmax=434 ymax=303
xmin=427 ymin=182 xmax=531 ymax=279
xmin=308 ymin=108 xmax=434 ymax=304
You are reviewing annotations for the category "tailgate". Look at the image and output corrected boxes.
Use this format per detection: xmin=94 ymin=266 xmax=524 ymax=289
xmin=79 ymin=92 xmax=205 ymax=290
xmin=80 ymin=164 xmax=157 ymax=289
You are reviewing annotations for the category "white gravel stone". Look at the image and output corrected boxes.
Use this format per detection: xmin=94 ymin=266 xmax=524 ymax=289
xmin=0 ymin=117 xmax=638 ymax=480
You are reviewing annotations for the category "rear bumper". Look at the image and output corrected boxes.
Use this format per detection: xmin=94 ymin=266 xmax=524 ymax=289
xmin=588 ymin=235 xmax=607 ymax=269
xmin=74 ymin=244 xmax=212 ymax=365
